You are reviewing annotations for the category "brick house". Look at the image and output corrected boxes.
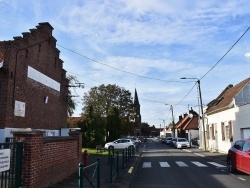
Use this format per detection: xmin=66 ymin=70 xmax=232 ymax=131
xmin=0 ymin=22 xmax=69 ymax=142
xmin=174 ymin=108 xmax=199 ymax=145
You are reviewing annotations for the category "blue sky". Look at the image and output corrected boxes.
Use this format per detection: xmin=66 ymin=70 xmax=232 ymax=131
xmin=1 ymin=0 xmax=250 ymax=128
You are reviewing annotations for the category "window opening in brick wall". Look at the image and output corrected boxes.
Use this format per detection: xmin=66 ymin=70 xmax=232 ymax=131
xmin=25 ymin=49 xmax=29 ymax=58
xmin=38 ymin=44 xmax=41 ymax=52
xmin=54 ymin=57 xmax=57 ymax=69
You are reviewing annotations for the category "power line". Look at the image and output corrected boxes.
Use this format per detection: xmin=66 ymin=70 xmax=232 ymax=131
xmin=176 ymin=26 xmax=250 ymax=106
xmin=200 ymin=26 xmax=250 ymax=80
xmin=57 ymin=44 xmax=186 ymax=83
xmin=174 ymin=83 xmax=197 ymax=106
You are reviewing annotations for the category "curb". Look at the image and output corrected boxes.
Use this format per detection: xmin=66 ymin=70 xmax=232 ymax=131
xmin=183 ymin=148 xmax=227 ymax=166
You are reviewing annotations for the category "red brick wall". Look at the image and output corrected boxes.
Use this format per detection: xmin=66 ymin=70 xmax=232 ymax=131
xmin=13 ymin=130 xmax=82 ymax=188
xmin=0 ymin=22 xmax=68 ymax=129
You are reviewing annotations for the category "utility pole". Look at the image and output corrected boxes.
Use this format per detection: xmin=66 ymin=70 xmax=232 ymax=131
xmin=197 ymin=79 xmax=206 ymax=150
xmin=181 ymin=77 xmax=206 ymax=150
xmin=170 ymin=105 xmax=175 ymax=137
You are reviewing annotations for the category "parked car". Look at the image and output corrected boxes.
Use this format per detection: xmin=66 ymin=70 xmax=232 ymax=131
xmin=165 ymin=137 xmax=173 ymax=145
xmin=161 ymin=138 xmax=166 ymax=144
xmin=175 ymin=138 xmax=190 ymax=149
xmin=104 ymin=139 xmax=134 ymax=150
xmin=227 ymin=139 xmax=250 ymax=175
xmin=170 ymin=138 xmax=177 ymax=147
xmin=128 ymin=137 xmax=141 ymax=144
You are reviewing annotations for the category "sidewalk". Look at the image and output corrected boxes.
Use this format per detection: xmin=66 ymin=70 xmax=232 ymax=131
xmin=51 ymin=145 xmax=228 ymax=188
xmin=51 ymin=146 xmax=143 ymax=188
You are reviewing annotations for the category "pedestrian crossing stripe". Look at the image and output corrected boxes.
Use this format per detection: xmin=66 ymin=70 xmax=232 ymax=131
xmin=159 ymin=162 xmax=170 ymax=167
xmin=207 ymin=162 xmax=226 ymax=168
xmin=142 ymin=161 xmax=226 ymax=168
xmin=142 ymin=162 xmax=151 ymax=168
xmin=176 ymin=161 xmax=188 ymax=167
xmin=191 ymin=161 xmax=207 ymax=167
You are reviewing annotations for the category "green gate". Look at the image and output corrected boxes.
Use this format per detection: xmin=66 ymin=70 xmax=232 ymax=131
xmin=0 ymin=139 xmax=23 ymax=188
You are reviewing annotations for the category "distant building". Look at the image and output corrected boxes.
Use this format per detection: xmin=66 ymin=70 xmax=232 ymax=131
xmin=0 ymin=22 xmax=69 ymax=142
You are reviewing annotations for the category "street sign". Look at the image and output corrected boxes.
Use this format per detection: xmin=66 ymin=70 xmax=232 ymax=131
xmin=0 ymin=149 xmax=11 ymax=172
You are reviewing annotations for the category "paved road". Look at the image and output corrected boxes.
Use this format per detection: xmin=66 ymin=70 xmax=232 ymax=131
xmin=129 ymin=142 xmax=250 ymax=188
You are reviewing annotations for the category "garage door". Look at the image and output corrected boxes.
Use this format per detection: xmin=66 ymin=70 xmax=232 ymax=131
xmin=243 ymin=128 xmax=250 ymax=139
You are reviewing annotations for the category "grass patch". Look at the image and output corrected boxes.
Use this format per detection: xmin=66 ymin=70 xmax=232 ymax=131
xmin=82 ymin=148 xmax=109 ymax=156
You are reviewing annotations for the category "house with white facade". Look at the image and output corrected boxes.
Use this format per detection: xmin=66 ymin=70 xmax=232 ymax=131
xmin=204 ymin=77 xmax=250 ymax=153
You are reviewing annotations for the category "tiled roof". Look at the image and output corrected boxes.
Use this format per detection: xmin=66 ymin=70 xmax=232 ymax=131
xmin=206 ymin=77 xmax=250 ymax=114
xmin=175 ymin=110 xmax=199 ymax=131
xmin=67 ymin=117 xmax=85 ymax=128
xmin=175 ymin=115 xmax=199 ymax=130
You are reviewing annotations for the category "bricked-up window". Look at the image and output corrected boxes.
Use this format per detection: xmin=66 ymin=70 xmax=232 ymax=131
xmin=38 ymin=44 xmax=41 ymax=52
xmin=25 ymin=49 xmax=28 ymax=58
xmin=221 ymin=122 xmax=225 ymax=141
xmin=54 ymin=57 xmax=57 ymax=69
xmin=206 ymin=124 xmax=210 ymax=139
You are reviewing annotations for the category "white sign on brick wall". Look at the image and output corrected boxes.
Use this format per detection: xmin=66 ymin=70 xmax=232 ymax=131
xmin=0 ymin=149 xmax=11 ymax=172
xmin=14 ymin=100 xmax=26 ymax=117
xmin=28 ymin=66 xmax=60 ymax=92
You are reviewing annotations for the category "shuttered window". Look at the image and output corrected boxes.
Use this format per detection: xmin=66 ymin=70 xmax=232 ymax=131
xmin=211 ymin=123 xmax=215 ymax=140
xmin=221 ymin=122 xmax=225 ymax=141
xmin=229 ymin=121 xmax=233 ymax=142
xmin=206 ymin=124 xmax=210 ymax=139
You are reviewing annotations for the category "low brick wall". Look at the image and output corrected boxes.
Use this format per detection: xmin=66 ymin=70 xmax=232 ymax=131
xmin=13 ymin=130 xmax=82 ymax=188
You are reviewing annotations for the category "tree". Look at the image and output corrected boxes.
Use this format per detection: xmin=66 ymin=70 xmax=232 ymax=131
xmin=82 ymin=84 xmax=134 ymax=139
xmin=67 ymin=75 xmax=84 ymax=117
xmin=78 ymin=105 xmax=105 ymax=147
xmin=106 ymin=106 xmax=121 ymax=142
xmin=82 ymin=84 xmax=134 ymax=118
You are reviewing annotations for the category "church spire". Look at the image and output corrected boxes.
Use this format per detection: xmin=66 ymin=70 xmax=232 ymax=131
xmin=134 ymin=88 xmax=140 ymax=105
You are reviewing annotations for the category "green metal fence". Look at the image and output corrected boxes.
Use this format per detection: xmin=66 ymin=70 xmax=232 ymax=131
xmin=79 ymin=158 xmax=100 ymax=188
xmin=0 ymin=141 xmax=23 ymax=188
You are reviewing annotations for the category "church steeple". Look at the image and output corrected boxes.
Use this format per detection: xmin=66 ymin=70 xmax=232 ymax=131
xmin=133 ymin=88 xmax=141 ymax=136
xmin=134 ymin=88 xmax=140 ymax=106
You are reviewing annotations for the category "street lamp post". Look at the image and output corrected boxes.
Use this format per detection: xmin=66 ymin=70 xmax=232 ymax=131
xmin=166 ymin=104 xmax=175 ymax=137
xmin=181 ymin=77 xmax=206 ymax=150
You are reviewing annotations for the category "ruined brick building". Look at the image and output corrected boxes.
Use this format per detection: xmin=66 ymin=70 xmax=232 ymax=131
xmin=0 ymin=22 xmax=69 ymax=141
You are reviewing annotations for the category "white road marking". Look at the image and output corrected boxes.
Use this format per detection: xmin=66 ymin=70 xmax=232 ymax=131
xmin=194 ymin=153 xmax=205 ymax=157
xmin=238 ymin=177 xmax=246 ymax=181
xmin=142 ymin=162 xmax=151 ymax=168
xmin=207 ymin=162 xmax=226 ymax=168
xmin=183 ymin=149 xmax=192 ymax=152
xmin=191 ymin=161 xmax=208 ymax=167
xmin=159 ymin=162 xmax=170 ymax=167
xmin=176 ymin=161 xmax=188 ymax=167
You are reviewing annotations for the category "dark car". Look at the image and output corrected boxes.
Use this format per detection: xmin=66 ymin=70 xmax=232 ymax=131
xmin=227 ymin=139 xmax=250 ymax=175
xmin=165 ymin=137 xmax=173 ymax=145
xmin=170 ymin=138 xmax=177 ymax=147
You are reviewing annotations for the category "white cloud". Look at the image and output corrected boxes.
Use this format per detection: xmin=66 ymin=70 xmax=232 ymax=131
xmin=245 ymin=52 xmax=250 ymax=57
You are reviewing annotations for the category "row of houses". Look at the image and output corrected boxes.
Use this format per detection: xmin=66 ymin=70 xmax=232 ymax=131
xmin=160 ymin=77 xmax=250 ymax=153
